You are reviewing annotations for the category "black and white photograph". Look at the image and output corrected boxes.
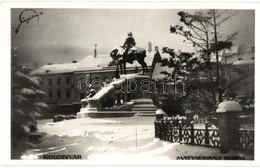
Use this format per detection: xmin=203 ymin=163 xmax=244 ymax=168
xmin=1 ymin=1 xmax=259 ymax=166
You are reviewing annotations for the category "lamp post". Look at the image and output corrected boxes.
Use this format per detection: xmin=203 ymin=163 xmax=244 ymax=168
xmin=94 ymin=43 xmax=97 ymax=58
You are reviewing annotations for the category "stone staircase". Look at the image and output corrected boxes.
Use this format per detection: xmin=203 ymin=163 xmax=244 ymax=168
xmin=131 ymin=98 xmax=157 ymax=117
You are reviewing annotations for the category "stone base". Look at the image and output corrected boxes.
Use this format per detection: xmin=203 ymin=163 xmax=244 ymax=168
xmin=77 ymin=102 xmax=136 ymax=118
xmin=77 ymin=107 xmax=98 ymax=119
xmin=77 ymin=111 xmax=136 ymax=118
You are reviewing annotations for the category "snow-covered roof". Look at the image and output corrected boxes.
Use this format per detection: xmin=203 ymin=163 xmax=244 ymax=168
xmin=219 ymin=44 xmax=255 ymax=65
xmin=31 ymin=51 xmax=158 ymax=75
xmin=222 ymin=52 xmax=255 ymax=65
xmin=158 ymin=52 xmax=172 ymax=60
xmin=152 ymin=62 xmax=174 ymax=80
xmin=77 ymin=54 xmax=112 ymax=71
xmin=31 ymin=62 xmax=79 ymax=75
xmin=233 ymin=59 xmax=255 ymax=66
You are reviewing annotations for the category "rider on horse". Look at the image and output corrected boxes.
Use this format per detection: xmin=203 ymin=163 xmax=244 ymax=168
xmin=122 ymin=32 xmax=136 ymax=61
xmin=110 ymin=32 xmax=147 ymax=74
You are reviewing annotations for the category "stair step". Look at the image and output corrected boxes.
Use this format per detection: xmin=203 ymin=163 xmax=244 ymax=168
xmin=132 ymin=110 xmax=156 ymax=114
xmin=134 ymin=102 xmax=154 ymax=105
xmin=132 ymin=99 xmax=154 ymax=104
xmin=133 ymin=104 xmax=157 ymax=108
xmin=130 ymin=99 xmax=157 ymax=117
xmin=132 ymin=107 xmax=157 ymax=111
xmin=133 ymin=108 xmax=156 ymax=117
xmin=136 ymin=114 xmax=156 ymax=117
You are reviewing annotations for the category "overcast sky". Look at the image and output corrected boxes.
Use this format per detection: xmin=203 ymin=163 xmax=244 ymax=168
xmin=11 ymin=9 xmax=255 ymax=66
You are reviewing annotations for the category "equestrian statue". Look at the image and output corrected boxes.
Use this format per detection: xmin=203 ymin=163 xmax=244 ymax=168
xmin=110 ymin=32 xmax=148 ymax=74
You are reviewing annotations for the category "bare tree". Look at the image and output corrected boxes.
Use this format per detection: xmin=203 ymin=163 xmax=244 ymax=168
xmin=162 ymin=9 xmax=244 ymax=116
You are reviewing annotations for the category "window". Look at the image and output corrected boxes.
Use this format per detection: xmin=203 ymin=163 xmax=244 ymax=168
xmin=48 ymin=78 xmax=52 ymax=85
xmin=39 ymin=94 xmax=44 ymax=99
xmin=40 ymin=79 xmax=43 ymax=85
xmin=57 ymin=78 xmax=61 ymax=85
xmin=66 ymin=89 xmax=70 ymax=98
xmin=66 ymin=77 xmax=70 ymax=84
xmin=86 ymin=74 xmax=90 ymax=81
xmin=48 ymin=90 xmax=53 ymax=99
xmin=80 ymin=93 xmax=85 ymax=99
xmin=57 ymin=90 xmax=61 ymax=99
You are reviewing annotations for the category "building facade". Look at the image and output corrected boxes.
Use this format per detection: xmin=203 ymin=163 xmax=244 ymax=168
xmin=31 ymin=51 xmax=159 ymax=114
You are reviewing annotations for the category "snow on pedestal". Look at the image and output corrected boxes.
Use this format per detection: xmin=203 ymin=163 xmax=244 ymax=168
xmin=77 ymin=74 xmax=150 ymax=118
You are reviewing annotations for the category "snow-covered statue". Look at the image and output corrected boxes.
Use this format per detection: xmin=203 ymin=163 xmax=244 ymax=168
xmin=110 ymin=32 xmax=148 ymax=74
xmin=86 ymin=84 xmax=96 ymax=98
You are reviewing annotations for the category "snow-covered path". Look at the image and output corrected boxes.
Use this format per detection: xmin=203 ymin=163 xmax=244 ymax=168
xmin=21 ymin=116 xmax=254 ymax=162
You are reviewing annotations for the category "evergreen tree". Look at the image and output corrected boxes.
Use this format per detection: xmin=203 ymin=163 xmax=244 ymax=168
xmin=11 ymin=46 xmax=47 ymax=159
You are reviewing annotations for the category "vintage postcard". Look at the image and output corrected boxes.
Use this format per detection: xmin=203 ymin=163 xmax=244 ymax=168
xmin=0 ymin=1 xmax=259 ymax=167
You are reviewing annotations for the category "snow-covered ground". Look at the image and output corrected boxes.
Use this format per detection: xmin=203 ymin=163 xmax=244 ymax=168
xmin=21 ymin=116 xmax=254 ymax=163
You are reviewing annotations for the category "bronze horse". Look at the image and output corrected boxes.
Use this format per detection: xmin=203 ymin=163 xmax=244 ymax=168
xmin=110 ymin=46 xmax=148 ymax=74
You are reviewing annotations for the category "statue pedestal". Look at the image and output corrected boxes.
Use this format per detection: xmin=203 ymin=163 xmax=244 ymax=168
xmin=77 ymin=74 xmax=152 ymax=118
xmin=77 ymin=107 xmax=99 ymax=119
xmin=77 ymin=97 xmax=99 ymax=118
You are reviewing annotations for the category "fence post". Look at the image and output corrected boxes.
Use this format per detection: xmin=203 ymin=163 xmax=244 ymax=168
xmin=179 ymin=120 xmax=182 ymax=143
xmin=165 ymin=118 xmax=169 ymax=141
xmin=216 ymin=100 xmax=242 ymax=153
xmin=194 ymin=115 xmax=198 ymax=124
xmin=190 ymin=121 xmax=194 ymax=145
xmin=159 ymin=120 xmax=163 ymax=140
xmin=162 ymin=118 xmax=167 ymax=141
xmin=176 ymin=117 xmax=179 ymax=127
xmin=155 ymin=109 xmax=165 ymax=140
xmin=156 ymin=109 xmax=164 ymax=120
xmin=170 ymin=119 xmax=173 ymax=142
xmin=154 ymin=119 xmax=158 ymax=138
xmin=205 ymin=121 xmax=209 ymax=146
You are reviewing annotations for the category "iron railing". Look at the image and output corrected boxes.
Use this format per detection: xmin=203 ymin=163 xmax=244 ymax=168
xmin=154 ymin=117 xmax=254 ymax=150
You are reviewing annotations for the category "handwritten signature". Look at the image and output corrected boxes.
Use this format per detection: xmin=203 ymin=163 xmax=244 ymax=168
xmin=15 ymin=9 xmax=43 ymax=34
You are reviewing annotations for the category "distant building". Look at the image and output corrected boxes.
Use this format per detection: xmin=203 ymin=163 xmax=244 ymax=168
xmin=220 ymin=46 xmax=255 ymax=99
xmin=151 ymin=45 xmax=255 ymax=101
xmin=31 ymin=50 xmax=161 ymax=113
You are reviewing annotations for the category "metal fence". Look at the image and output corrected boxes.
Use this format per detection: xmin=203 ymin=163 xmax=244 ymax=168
xmin=234 ymin=129 xmax=254 ymax=150
xmin=154 ymin=117 xmax=254 ymax=150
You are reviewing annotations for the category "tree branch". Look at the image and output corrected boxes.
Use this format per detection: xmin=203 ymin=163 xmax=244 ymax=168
xmin=190 ymin=26 xmax=208 ymax=42
xmin=216 ymin=11 xmax=239 ymax=26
